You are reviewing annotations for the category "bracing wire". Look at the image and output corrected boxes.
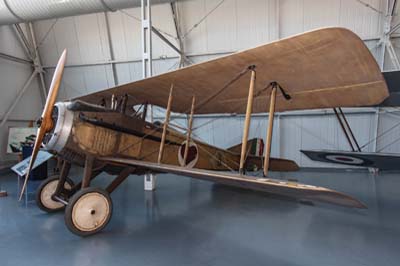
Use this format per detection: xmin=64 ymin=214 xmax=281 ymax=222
xmin=115 ymin=67 xmax=277 ymax=171
xmin=360 ymin=120 xmax=400 ymax=150
xmin=118 ymin=9 xmax=177 ymax=40
xmin=345 ymin=107 xmax=400 ymax=151
xmin=35 ymin=19 xmax=59 ymax=51
xmin=355 ymin=0 xmax=384 ymax=14
xmin=117 ymin=66 xmax=252 ymax=155
xmin=182 ymin=0 xmax=226 ymax=39
xmin=378 ymin=136 xmax=400 ymax=152
xmin=137 ymin=82 xmax=274 ymax=172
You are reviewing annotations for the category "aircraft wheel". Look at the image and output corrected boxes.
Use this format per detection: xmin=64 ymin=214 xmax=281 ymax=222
xmin=36 ymin=175 xmax=74 ymax=213
xmin=65 ymin=187 xmax=113 ymax=237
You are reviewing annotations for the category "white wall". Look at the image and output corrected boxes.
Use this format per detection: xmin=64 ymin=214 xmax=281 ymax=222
xmin=1 ymin=0 xmax=399 ymax=168
xmin=35 ymin=0 xmax=389 ymax=99
xmin=0 ymin=25 xmax=43 ymax=167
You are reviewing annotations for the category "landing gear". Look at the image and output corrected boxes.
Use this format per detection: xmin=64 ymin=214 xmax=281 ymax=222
xmin=35 ymin=176 xmax=75 ymax=213
xmin=64 ymin=187 xmax=113 ymax=237
xmin=38 ymin=156 xmax=132 ymax=236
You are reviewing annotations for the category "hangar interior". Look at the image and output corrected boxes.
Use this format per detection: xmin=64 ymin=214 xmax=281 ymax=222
xmin=0 ymin=1 xmax=400 ymax=266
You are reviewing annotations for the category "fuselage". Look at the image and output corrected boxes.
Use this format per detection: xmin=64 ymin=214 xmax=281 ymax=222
xmin=43 ymin=102 xmax=248 ymax=172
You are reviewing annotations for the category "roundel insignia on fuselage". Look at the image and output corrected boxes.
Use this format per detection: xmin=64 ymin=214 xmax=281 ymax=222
xmin=178 ymin=141 xmax=199 ymax=168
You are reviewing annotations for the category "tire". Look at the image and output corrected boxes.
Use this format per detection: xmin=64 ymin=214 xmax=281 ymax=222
xmin=35 ymin=175 xmax=74 ymax=213
xmin=64 ymin=187 xmax=113 ymax=237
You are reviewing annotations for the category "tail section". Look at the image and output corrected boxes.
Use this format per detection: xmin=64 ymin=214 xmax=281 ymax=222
xmin=228 ymin=138 xmax=299 ymax=172
xmin=227 ymin=138 xmax=264 ymax=156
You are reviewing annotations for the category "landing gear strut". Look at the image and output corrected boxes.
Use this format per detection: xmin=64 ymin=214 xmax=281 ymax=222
xmin=35 ymin=175 xmax=75 ymax=213
xmin=36 ymin=155 xmax=134 ymax=236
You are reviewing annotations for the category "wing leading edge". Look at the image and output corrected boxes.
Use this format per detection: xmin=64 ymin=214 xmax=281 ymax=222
xmin=101 ymin=157 xmax=366 ymax=209
xmin=77 ymin=27 xmax=388 ymax=114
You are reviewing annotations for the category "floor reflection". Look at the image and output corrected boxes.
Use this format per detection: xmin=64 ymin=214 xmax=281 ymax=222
xmin=0 ymin=168 xmax=399 ymax=266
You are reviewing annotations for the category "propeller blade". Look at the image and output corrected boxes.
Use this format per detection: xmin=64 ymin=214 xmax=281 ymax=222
xmin=18 ymin=128 xmax=46 ymax=200
xmin=41 ymin=49 xmax=67 ymax=130
xmin=18 ymin=49 xmax=67 ymax=201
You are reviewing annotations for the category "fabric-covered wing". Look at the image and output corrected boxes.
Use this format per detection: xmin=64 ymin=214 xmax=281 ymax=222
xmin=76 ymin=27 xmax=388 ymax=114
xmin=101 ymin=157 xmax=366 ymax=209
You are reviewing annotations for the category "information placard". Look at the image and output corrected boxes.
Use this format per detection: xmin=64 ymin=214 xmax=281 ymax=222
xmin=11 ymin=150 xmax=53 ymax=176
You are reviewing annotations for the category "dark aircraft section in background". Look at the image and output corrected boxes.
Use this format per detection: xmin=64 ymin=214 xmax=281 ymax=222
xmin=302 ymin=71 xmax=400 ymax=170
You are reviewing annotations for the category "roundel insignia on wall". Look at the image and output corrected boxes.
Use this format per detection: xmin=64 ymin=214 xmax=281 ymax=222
xmin=318 ymin=153 xmax=373 ymax=166
xmin=178 ymin=141 xmax=199 ymax=168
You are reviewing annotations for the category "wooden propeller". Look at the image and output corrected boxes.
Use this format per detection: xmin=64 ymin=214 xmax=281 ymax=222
xmin=19 ymin=49 xmax=67 ymax=201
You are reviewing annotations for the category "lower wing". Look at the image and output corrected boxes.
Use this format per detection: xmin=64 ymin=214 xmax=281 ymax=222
xmin=101 ymin=157 xmax=366 ymax=209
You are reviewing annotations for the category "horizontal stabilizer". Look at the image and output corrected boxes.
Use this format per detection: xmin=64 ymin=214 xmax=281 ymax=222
xmin=247 ymin=156 xmax=300 ymax=172
xmin=301 ymin=149 xmax=400 ymax=170
xmin=227 ymin=138 xmax=299 ymax=171
xmin=228 ymin=138 xmax=264 ymax=156
xmin=101 ymin=157 xmax=366 ymax=209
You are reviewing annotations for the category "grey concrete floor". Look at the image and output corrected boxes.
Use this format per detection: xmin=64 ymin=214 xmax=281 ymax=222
xmin=0 ymin=167 xmax=399 ymax=266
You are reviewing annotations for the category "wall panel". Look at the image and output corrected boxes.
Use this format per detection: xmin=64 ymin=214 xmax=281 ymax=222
xmin=0 ymin=25 xmax=42 ymax=165
xmin=377 ymin=110 xmax=400 ymax=153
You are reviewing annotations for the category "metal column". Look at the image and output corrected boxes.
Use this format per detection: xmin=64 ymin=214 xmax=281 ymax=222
xmin=141 ymin=0 xmax=156 ymax=190
xmin=28 ymin=22 xmax=48 ymax=102
xmin=141 ymin=0 xmax=153 ymax=78
xmin=104 ymin=12 xmax=119 ymax=86
xmin=376 ymin=0 xmax=400 ymax=70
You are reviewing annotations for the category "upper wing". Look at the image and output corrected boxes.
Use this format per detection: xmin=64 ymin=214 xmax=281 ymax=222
xmin=101 ymin=157 xmax=366 ymax=209
xmin=76 ymin=27 xmax=388 ymax=114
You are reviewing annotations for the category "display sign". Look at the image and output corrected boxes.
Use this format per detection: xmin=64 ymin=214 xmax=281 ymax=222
xmin=11 ymin=150 xmax=53 ymax=176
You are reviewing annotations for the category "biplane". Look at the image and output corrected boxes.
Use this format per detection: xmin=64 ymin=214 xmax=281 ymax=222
xmin=21 ymin=27 xmax=389 ymax=236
